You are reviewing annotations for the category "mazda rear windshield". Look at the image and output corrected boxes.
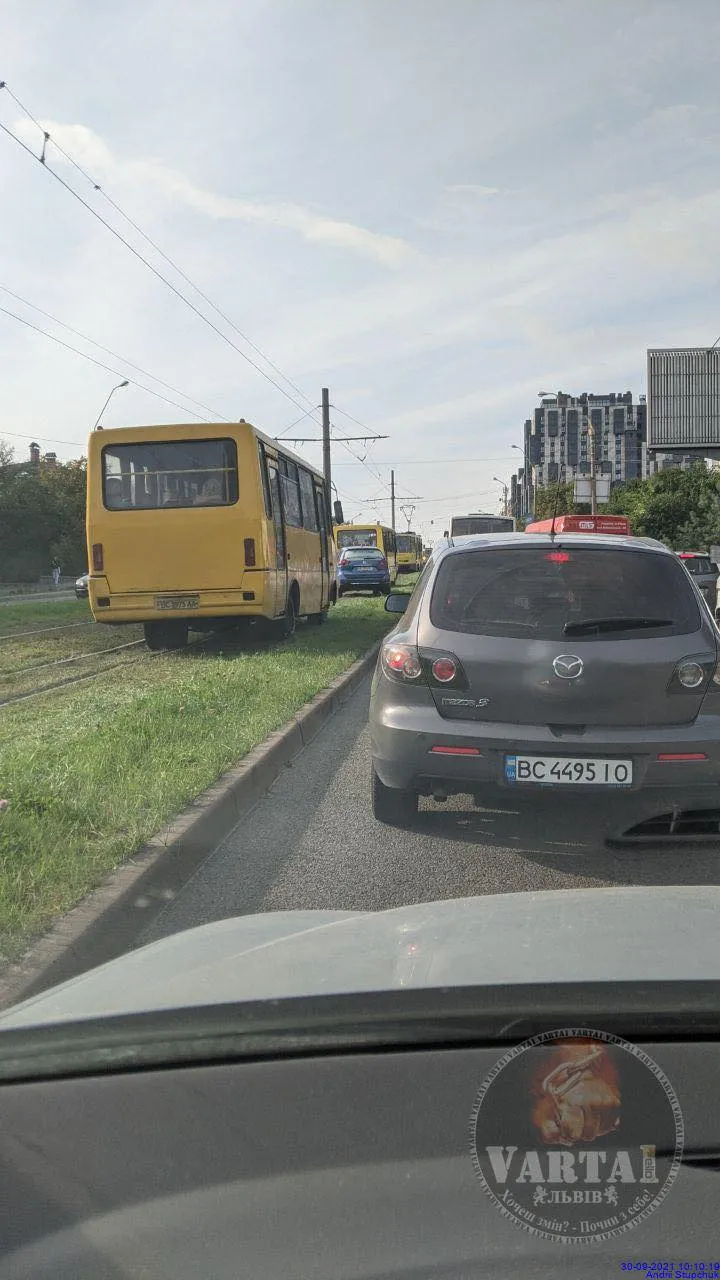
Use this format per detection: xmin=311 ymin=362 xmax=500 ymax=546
xmin=341 ymin=548 xmax=384 ymax=559
xmin=102 ymin=440 xmax=238 ymax=510
xmin=430 ymin=546 xmax=702 ymax=640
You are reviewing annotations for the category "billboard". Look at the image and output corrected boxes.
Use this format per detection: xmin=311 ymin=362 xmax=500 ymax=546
xmin=574 ymin=477 xmax=610 ymax=502
xmin=647 ymin=348 xmax=720 ymax=451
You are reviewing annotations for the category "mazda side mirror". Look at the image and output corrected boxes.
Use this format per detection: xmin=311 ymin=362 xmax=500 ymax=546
xmin=385 ymin=593 xmax=409 ymax=614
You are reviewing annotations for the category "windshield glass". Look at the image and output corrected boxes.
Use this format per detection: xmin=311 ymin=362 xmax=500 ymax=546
xmin=9 ymin=11 xmax=720 ymax=1274
xmin=103 ymin=440 xmax=238 ymax=509
xmin=430 ymin=546 xmax=701 ymax=639
xmin=451 ymin=516 xmax=514 ymax=536
xmin=7 ymin=11 xmax=720 ymax=1268
xmin=337 ymin=528 xmax=378 ymax=547
xmin=4 ymin=1 xmax=720 ymax=1177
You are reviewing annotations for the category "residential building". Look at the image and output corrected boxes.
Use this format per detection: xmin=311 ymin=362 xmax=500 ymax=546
xmin=510 ymin=391 xmax=701 ymax=521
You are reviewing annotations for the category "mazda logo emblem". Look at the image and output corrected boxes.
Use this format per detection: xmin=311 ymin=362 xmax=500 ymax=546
xmin=552 ymin=654 xmax=584 ymax=679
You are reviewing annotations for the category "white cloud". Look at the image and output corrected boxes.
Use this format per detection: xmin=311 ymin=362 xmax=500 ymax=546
xmin=3 ymin=0 xmax=720 ymax=541
xmin=444 ymin=184 xmax=501 ymax=197
xmin=14 ymin=119 xmax=418 ymax=269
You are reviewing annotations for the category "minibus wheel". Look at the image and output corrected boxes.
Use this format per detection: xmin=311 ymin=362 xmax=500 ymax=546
xmin=269 ymin=591 xmax=297 ymax=640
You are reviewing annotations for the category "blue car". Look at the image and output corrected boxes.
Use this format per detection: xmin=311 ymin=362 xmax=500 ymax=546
xmin=337 ymin=547 xmax=391 ymax=597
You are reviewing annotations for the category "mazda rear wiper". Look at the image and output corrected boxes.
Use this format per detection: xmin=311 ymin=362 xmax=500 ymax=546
xmin=564 ymin=617 xmax=674 ymax=635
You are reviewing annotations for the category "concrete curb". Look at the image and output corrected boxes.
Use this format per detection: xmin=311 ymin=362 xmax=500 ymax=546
xmin=0 ymin=642 xmax=379 ymax=1008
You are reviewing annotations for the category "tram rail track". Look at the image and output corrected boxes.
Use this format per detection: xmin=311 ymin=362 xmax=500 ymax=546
xmin=0 ymin=628 xmax=247 ymax=709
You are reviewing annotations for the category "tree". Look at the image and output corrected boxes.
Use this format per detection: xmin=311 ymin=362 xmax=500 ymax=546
xmin=530 ymin=481 xmax=590 ymax=522
xmin=606 ymin=464 xmax=720 ymax=549
xmin=0 ymin=452 xmax=87 ymax=582
xmin=0 ymin=471 xmax=59 ymax=580
xmin=41 ymin=460 xmax=87 ymax=575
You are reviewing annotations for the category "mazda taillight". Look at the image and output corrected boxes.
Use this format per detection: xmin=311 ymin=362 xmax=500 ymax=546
xmin=677 ymin=660 xmax=704 ymax=689
xmin=378 ymin=557 xmax=388 ymax=570
xmin=381 ymin=641 xmax=423 ymax=682
xmin=432 ymin=657 xmax=457 ymax=683
xmin=670 ymin=657 xmax=715 ymax=692
xmin=421 ymin=650 xmax=469 ymax=690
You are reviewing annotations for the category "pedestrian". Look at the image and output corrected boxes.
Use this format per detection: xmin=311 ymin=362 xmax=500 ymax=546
xmin=51 ymin=559 xmax=61 ymax=588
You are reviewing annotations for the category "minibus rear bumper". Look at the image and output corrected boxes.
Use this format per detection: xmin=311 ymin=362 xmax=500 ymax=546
xmin=88 ymin=576 xmax=273 ymax=622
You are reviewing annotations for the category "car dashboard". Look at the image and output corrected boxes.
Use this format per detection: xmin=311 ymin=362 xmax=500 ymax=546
xmin=0 ymin=986 xmax=718 ymax=1279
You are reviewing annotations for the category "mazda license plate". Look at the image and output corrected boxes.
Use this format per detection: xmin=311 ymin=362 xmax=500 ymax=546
xmin=505 ymin=755 xmax=632 ymax=786
xmin=154 ymin=595 xmax=200 ymax=610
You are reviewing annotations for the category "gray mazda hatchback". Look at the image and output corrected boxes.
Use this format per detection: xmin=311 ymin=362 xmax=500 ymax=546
xmin=369 ymin=532 xmax=720 ymax=837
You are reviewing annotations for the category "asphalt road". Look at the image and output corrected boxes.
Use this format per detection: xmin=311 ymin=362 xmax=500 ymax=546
xmin=140 ymin=676 xmax=720 ymax=946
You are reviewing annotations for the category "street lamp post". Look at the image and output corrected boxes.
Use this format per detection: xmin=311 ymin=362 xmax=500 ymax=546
xmin=489 ymin=476 xmax=507 ymax=514
xmin=94 ymin=380 xmax=129 ymax=431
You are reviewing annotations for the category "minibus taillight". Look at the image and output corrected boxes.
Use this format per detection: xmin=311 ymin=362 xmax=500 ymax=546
xmin=244 ymin=538 xmax=256 ymax=567
xmin=92 ymin=543 xmax=104 ymax=572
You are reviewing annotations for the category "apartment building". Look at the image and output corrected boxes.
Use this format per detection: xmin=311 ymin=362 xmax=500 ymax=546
xmin=511 ymin=391 xmax=700 ymax=521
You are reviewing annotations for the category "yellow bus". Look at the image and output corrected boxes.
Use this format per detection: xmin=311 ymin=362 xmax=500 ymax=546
xmin=87 ymin=421 xmax=336 ymax=648
xmin=396 ymin=531 xmax=422 ymax=574
xmin=333 ymin=523 xmax=397 ymax=581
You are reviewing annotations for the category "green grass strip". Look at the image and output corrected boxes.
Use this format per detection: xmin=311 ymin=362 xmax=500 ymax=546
xmin=0 ymin=599 xmax=91 ymax=636
xmin=0 ymin=593 xmax=400 ymax=960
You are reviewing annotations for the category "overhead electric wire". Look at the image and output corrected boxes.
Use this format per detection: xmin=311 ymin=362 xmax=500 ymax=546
xmin=0 ymin=285 xmax=227 ymax=420
xmin=357 ymin=489 xmax=495 ymax=504
xmin=286 ymin=412 xmax=409 ymax=500
xmin=0 ymin=302 xmax=215 ymax=420
xmin=333 ymin=439 xmax=421 ymax=499
xmin=0 ymin=114 xmax=318 ymax=422
xmin=0 ymin=428 xmax=99 ymax=447
xmin=330 ymin=404 xmax=384 ymax=436
xmin=334 ymin=455 xmax=522 ymax=466
xmin=0 ymin=80 xmax=390 ymax=441
xmin=275 ymin=406 xmax=322 ymax=439
xmin=1 ymin=80 xmax=403 ymax=486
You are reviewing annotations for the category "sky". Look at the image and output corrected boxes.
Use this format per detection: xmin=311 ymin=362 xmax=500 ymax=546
xmin=2 ymin=0 xmax=720 ymax=539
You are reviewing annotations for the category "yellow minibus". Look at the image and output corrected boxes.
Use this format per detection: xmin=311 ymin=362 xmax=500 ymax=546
xmin=87 ymin=421 xmax=335 ymax=648
xmin=333 ymin=523 xmax=398 ymax=582
xmin=396 ymin=531 xmax=422 ymax=574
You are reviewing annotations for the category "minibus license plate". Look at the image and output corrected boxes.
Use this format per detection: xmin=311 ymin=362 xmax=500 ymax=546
xmin=505 ymin=755 xmax=632 ymax=786
xmin=155 ymin=595 xmax=200 ymax=610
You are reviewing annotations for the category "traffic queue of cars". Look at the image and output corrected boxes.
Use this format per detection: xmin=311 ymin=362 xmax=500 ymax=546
xmin=369 ymin=524 xmax=720 ymax=842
